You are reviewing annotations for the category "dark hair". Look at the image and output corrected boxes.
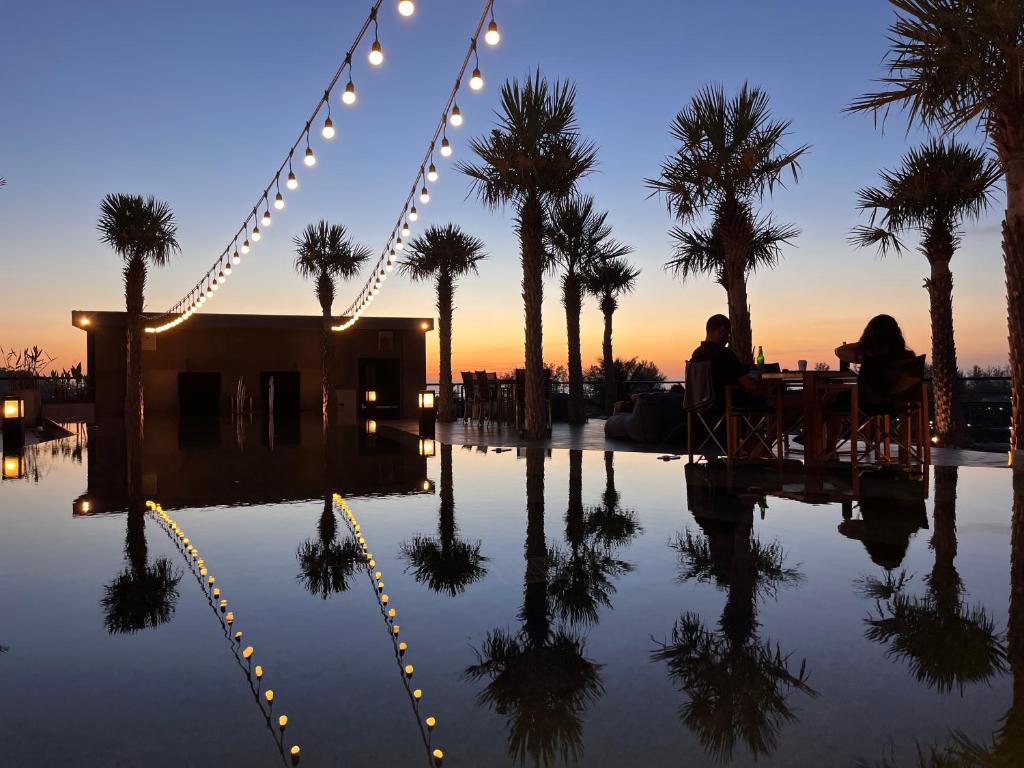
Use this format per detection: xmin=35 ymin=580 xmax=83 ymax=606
xmin=706 ymin=314 xmax=731 ymax=334
xmin=858 ymin=314 xmax=911 ymax=359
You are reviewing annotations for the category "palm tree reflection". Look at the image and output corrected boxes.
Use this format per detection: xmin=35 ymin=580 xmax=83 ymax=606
xmin=101 ymin=498 xmax=182 ymax=634
xmin=653 ymin=464 xmax=812 ymax=761
xmin=466 ymin=447 xmax=604 ymax=766
xmin=401 ymin=443 xmax=488 ymax=595
xmin=296 ymin=494 xmax=362 ymax=599
xmin=548 ymin=451 xmax=638 ymax=626
xmin=861 ymin=467 xmax=1006 ymax=694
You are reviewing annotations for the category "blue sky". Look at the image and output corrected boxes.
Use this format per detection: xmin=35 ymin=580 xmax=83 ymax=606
xmin=1 ymin=0 xmax=1008 ymax=376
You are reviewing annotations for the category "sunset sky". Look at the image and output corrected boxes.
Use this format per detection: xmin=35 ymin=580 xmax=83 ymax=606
xmin=2 ymin=0 xmax=1010 ymax=381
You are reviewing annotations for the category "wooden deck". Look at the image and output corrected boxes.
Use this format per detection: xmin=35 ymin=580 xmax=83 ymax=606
xmin=384 ymin=418 xmax=1011 ymax=469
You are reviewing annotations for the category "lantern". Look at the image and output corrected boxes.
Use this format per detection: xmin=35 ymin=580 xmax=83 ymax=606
xmin=2 ymin=453 xmax=24 ymax=480
xmin=418 ymin=390 xmax=436 ymax=438
xmin=2 ymin=396 xmax=25 ymax=450
xmin=418 ymin=438 xmax=435 ymax=457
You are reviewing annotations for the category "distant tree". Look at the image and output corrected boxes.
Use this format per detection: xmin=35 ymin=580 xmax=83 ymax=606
xmin=582 ymin=257 xmax=640 ymax=415
xmin=401 ymin=224 xmax=487 ymax=422
xmin=293 ymin=221 xmax=371 ymax=424
xmin=648 ymin=84 xmax=807 ymax=363
xmin=460 ymin=71 xmax=597 ymax=438
xmin=97 ymin=194 xmax=180 ymax=437
xmin=585 ymin=356 xmax=665 ymax=405
xmin=851 ymin=139 xmax=1001 ymax=447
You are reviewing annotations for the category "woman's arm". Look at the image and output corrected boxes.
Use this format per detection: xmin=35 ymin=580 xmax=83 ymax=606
xmin=834 ymin=342 xmax=862 ymax=365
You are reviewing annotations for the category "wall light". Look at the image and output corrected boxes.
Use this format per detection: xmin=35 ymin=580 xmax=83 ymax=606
xmin=418 ymin=437 xmax=436 ymax=457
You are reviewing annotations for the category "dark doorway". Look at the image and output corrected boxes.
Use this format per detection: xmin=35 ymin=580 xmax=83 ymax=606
xmin=358 ymin=358 xmax=401 ymax=420
xmin=260 ymin=371 xmax=301 ymax=416
xmin=178 ymin=372 xmax=221 ymax=419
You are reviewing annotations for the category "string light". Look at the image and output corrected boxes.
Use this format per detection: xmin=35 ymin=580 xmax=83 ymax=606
xmin=343 ymin=78 xmax=357 ymax=105
xmin=368 ymin=12 xmax=384 ymax=67
xmin=401 ymin=222 xmax=410 ymax=237
xmin=440 ymin=136 xmax=452 ymax=157
xmin=304 ymin=145 xmax=316 ymax=168
xmin=409 ymin=205 xmax=419 ymax=222
xmin=241 ymin=238 xmax=251 ymax=254
xmin=484 ymin=16 xmax=500 ymax=45
xmin=398 ymin=0 xmax=415 ymax=17
xmin=427 ymin=162 xmax=438 ymax=182
xmin=449 ymin=103 xmax=463 ymax=126
xmin=274 ymin=180 xmax=285 ymax=210
xmin=286 ymin=168 xmax=298 ymax=191
xmin=322 ymin=96 xmax=336 ymax=139
xmin=420 ymin=185 xmax=431 ymax=204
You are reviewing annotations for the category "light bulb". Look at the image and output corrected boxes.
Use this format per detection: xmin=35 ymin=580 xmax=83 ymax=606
xmin=262 ymin=210 xmax=272 ymax=226
xmin=304 ymin=146 xmax=316 ymax=167
xmin=232 ymin=251 xmax=241 ymax=264
xmin=322 ymin=116 xmax=335 ymax=139
xmin=286 ymin=170 xmax=298 ymax=190
xmin=470 ymin=68 xmax=484 ymax=90
xmin=389 ymin=248 xmax=397 ymax=262
xmin=274 ymin=192 xmax=285 ymax=210
xmin=241 ymin=240 xmax=250 ymax=254
xmin=368 ymin=40 xmax=384 ymax=66
xmin=342 ymin=81 xmax=356 ymax=105
xmin=401 ymin=222 xmax=410 ymax=237
xmin=440 ymin=137 xmax=452 ymax=157
xmin=485 ymin=20 xmax=500 ymax=45
xmin=420 ymin=186 xmax=430 ymax=203
xmin=397 ymin=0 xmax=414 ymax=16
xmin=225 ymin=260 xmax=233 ymax=274
xmin=211 ymin=281 xmax=219 ymax=291
xmin=218 ymin=271 xmax=226 ymax=284
xmin=252 ymin=226 xmax=261 ymax=241
xmin=386 ymin=261 xmax=394 ymax=272
xmin=408 ymin=206 xmax=418 ymax=221
xmin=449 ymin=105 xmax=462 ymax=126
xmin=427 ymin=163 xmax=438 ymax=182
xmin=395 ymin=237 xmax=403 ymax=250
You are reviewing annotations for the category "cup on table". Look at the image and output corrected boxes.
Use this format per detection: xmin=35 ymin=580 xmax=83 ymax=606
xmin=798 ymin=359 xmax=808 ymax=372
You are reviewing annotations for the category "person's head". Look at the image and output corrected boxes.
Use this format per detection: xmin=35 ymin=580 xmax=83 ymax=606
xmin=705 ymin=314 xmax=731 ymax=345
xmin=858 ymin=314 xmax=910 ymax=359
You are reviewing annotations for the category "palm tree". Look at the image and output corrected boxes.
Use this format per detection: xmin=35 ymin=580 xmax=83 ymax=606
xmin=97 ymin=194 xmax=180 ymax=436
xmin=851 ymin=139 xmax=1001 ymax=447
xmin=581 ymin=256 xmax=640 ymax=416
xmin=545 ymin=196 xmax=631 ymax=424
xmin=465 ymin=447 xmax=604 ymax=765
xmin=101 ymin=499 xmax=182 ymax=634
xmin=400 ymin=224 xmax=487 ymax=423
xmin=401 ymin=443 xmax=488 ymax=595
xmin=460 ymin=71 xmax=598 ymax=438
xmin=848 ymin=0 xmax=1024 ymax=459
xmin=293 ymin=221 xmax=371 ymax=423
xmin=296 ymin=494 xmax=363 ymax=599
xmin=647 ymin=84 xmax=808 ymax=363
xmin=862 ymin=466 xmax=1006 ymax=693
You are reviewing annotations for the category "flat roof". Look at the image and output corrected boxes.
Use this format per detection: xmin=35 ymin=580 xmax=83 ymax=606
xmin=71 ymin=311 xmax=433 ymax=332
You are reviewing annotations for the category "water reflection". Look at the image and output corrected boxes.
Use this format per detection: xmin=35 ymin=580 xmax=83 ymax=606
xmin=296 ymin=494 xmax=363 ymax=599
xmin=401 ymin=443 xmax=489 ymax=595
xmin=466 ymin=447 xmax=604 ymax=767
xmin=652 ymin=463 xmax=814 ymax=762
xmin=860 ymin=466 xmax=1007 ymax=694
xmin=101 ymin=498 xmax=183 ymax=635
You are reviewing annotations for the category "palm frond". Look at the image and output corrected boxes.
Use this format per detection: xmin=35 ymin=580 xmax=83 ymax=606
xmin=97 ymin=193 xmax=180 ymax=266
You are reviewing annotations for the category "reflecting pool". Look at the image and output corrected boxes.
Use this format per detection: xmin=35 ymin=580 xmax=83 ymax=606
xmin=0 ymin=417 xmax=1021 ymax=767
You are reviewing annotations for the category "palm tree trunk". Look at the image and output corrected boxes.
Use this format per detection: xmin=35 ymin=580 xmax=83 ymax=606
xmin=523 ymin=446 xmax=548 ymax=645
xmin=566 ymin=449 xmax=584 ymax=547
xmin=437 ymin=273 xmax=456 ymax=422
xmin=603 ymin=450 xmax=617 ymax=509
xmin=520 ymin=195 xmax=547 ymax=439
xmin=439 ymin=443 xmax=455 ymax=557
xmin=930 ymin=466 xmax=960 ymax=604
xmin=926 ymin=258 xmax=970 ymax=446
xmin=998 ymin=129 xmax=1024 ymax=458
xmin=321 ymin=314 xmax=331 ymax=427
xmin=724 ymin=265 xmax=753 ymax=366
xmin=720 ymin=201 xmax=755 ymax=365
xmin=124 ymin=255 xmax=146 ymax=446
xmin=1003 ymin=471 xmax=1024 ymax=756
xmin=602 ymin=303 xmax=616 ymax=417
xmin=563 ymin=276 xmax=585 ymax=425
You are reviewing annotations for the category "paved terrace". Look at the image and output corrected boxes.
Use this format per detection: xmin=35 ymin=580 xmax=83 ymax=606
xmin=386 ymin=418 xmax=1011 ymax=469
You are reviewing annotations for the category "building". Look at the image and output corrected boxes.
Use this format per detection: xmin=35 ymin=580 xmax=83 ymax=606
xmin=72 ymin=311 xmax=432 ymax=422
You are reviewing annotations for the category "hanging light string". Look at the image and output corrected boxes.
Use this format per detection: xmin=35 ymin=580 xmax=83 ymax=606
xmin=145 ymin=0 xmax=404 ymax=334
xmin=331 ymin=0 xmax=500 ymax=332
xmin=333 ymin=493 xmax=447 ymax=767
xmin=146 ymin=501 xmax=304 ymax=765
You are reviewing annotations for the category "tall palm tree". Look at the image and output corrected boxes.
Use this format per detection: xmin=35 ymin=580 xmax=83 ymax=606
xmin=97 ymin=194 xmax=180 ymax=437
xmin=465 ymin=448 xmax=604 ymax=765
xmin=101 ymin=499 xmax=182 ymax=634
xmin=545 ymin=196 xmax=631 ymax=424
xmin=848 ymin=0 xmax=1024 ymax=459
xmin=581 ymin=256 xmax=640 ymax=416
xmin=851 ymin=139 xmax=1002 ymax=447
xmin=460 ymin=71 xmax=598 ymax=438
xmin=401 ymin=443 xmax=488 ymax=594
xmin=647 ymin=84 xmax=808 ymax=363
xmin=296 ymin=494 xmax=363 ymax=599
xmin=293 ymin=221 xmax=371 ymax=423
xmin=400 ymin=224 xmax=487 ymax=423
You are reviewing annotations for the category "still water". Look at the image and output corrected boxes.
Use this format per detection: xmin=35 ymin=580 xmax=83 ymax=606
xmin=0 ymin=417 xmax=1021 ymax=767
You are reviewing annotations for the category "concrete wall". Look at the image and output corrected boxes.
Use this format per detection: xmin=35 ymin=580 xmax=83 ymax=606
xmin=84 ymin=315 xmax=427 ymax=420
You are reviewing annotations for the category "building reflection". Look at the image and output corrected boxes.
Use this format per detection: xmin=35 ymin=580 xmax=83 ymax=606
xmin=465 ymin=447 xmax=604 ymax=767
xmin=652 ymin=462 xmax=814 ymax=762
xmin=401 ymin=442 xmax=488 ymax=596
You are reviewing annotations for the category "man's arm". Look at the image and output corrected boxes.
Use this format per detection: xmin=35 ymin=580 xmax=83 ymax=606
xmin=835 ymin=342 xmax=862 ymax=365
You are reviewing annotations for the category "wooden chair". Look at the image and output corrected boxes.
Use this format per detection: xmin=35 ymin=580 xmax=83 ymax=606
xmin=460 ymin=371 xmax=477 ymax=424
xmin=474 ymin=371 xmax=493 ymax=425
xmin=684 ymin=360 xmax=725 ymax=462
xmin=724 ymin=381 xmax=784 ymax=463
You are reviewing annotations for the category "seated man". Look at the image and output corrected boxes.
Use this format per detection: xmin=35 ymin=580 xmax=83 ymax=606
xmin=689 ymin=314 xmax=764 ymax=410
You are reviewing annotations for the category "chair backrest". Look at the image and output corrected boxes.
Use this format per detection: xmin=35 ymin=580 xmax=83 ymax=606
xmin=683 ymin=360 xmax=714 ymax=412
xmin=474 ymin=371 xmax=490 ymax=401
xmin=858 ymin=354 xmax=925 ymax=405
xmin=460 ymin=372 xmax=475 ymax=401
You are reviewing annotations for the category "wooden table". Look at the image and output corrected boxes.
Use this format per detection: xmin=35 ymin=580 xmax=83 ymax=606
xmin=762 ymin=370 xmax=856 ymax=464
